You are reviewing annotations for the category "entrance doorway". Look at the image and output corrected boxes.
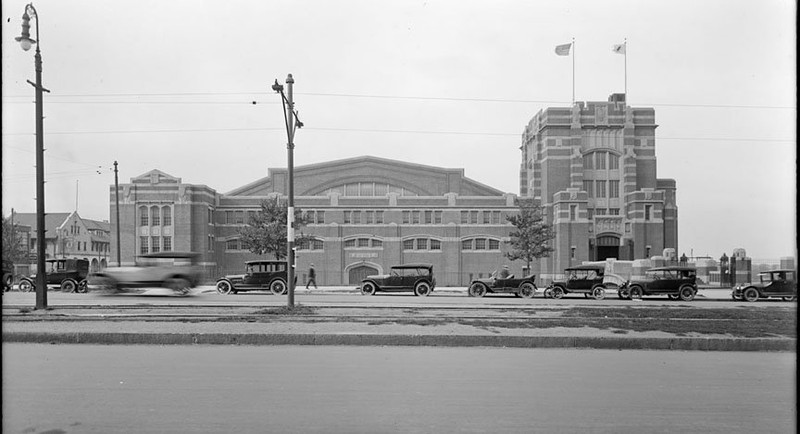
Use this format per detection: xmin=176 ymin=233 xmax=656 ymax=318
xmin=348 ymin=264 xmax=379 ymax=285
xmin=596 ymin=235 xmax=620 ymax=261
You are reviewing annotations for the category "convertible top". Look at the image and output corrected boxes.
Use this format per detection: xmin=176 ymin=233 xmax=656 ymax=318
xmin=391 ymin=263 xmax=433 ymax=269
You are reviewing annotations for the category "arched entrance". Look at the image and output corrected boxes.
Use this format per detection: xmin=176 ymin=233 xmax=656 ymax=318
xmin=596 ymin=235 xmax=620 ymax=261
xmin=347 ymin=263 xmax=380 ymax=285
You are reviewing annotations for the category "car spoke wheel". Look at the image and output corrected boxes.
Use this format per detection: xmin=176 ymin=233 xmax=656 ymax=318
xmin=468 ymin=283 xmax=487 ymax=297
xmin=361 ymin=282 xmax=376 ymax=296
xmin=629 ymin=286 xmax=643 ymax=300
xmin=19 ymin=280 xmax=34 ymax=292
xmin=618 ymin=287 xmax=630 ymax=300
xmin=61 ymin=279 xmax=77 ymax=293
xmin=414 ymin=282 xmax=432 ymax=297
xmin=519 ymin=282 xmax=536 ymax=299
xmin=679 ymin=285 xmax=696 ymax=301
xmin=782 ymin=296 xmax=797 ymax=302
xmin=165 ymin=277 xmax=191 ymax=295
xmin=270 ymin=279 xmax=287 ymax=296
xmin=592 ymin=286 xmax=606 ymax=300
xmin=216 ymin=280 xmax=233 ymax=295
xmin=742 ymin=287 xmax=759 ymax=302
xmin=76 ymin=280 xmax=88 ymax=293
xmin=551 ymin=287 xmax=564 ymax=299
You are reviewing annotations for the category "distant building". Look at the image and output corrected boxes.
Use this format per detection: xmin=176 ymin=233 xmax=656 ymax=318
xmin=110 ymin=157 xmax=519 ymax=286
xmin=520 ymin=94 xmax=678 ymax=279
xmin=13 ymin=211 xmax=111 ymax=273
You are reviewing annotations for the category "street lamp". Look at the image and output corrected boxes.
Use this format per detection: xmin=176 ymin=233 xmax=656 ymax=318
xmin=271 ymin=74 xmax=303 ymax=308
xmin=16 ymin=3 xmax=50 ymax=309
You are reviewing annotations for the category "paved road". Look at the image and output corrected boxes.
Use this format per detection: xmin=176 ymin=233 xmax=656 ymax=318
xmin=3 ymin=344 xmax=795 ymax=433
xmin=4 ymin=287 xmax=791 ymax=309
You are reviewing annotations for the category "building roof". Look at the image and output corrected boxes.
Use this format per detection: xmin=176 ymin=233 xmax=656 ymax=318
xmin=11 ymin=213 xmax=72 ymax=239
xmin=84 ymin=218 xmax=111 ymax=232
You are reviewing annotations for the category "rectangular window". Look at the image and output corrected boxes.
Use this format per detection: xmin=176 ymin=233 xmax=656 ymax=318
xmin=483 ymin=211 xmax=491 ymax=224
xmin=247 ymin=210 xmax=256 ymax=225
xmin=569 ymin=205 xmax=577 ymax=221
xmin=297 ymin=238 xmax=309 ymax=250
xmin=208 ymin=234 xmax=214 ymax=252
xmin=493 ymin=211 xmax=501 ymax=224
xmin=424 ymin=210 xmax=432 ymax=224
xmin=412 ymin=210 xmax=420 ymax=224
xmin=150 ymin=237 xmax=161 ymax=253
xmin=403 ymin=239 xmax=414 ymax=250
xmin=344 ymin=211 xmax=351 ymax=224
xmin=140 ymin=236 xmax=149 ymax=254
xmin=226 ymin=239 xmax=239 ymax=251
xmin=403 ymin=211 xmax=411 ymax=224
xmin=150 ymin=207 xmax=160 ymax=226
xmin=596 ymin=152 xmax=606 ymax=169
xmin=609 ymin=155 xmax=619 ymax=170
xmin=162 ymin=236 xmax=172 ymax=252
xmin=587 ymin=208 xmax=594 ymax=220
xmin=140 ymin=209 xmax=149 ymax=227
xmin=365 ymin=211 xmax=374 ymax=224
xmin=475 ymin=238 xmax=486 ymax=250
xmin=583 ymin=153 xmax=593 ymax=169
xmin=596 ymin=181 xmax=607 ymax=198
xmin=434 ymin=210 xmax=442 ymax=224
xmin=645 ymin=205 xmax=652 ymax=221
xmin=430 ymin=239 xmax=441 ymax=250
xmin=609 ymin=208 xmax=620 ymax=215
xmin=416 ymin=238 xmax=428 ymax=250
xmin=352 ymin=211 xmax=361 ymax=224
xmin=316 ymin=211 xmax=325 ymax=224
xmin=163 ymin=208 xmax=172 ymax=226
xmin=226 ymin=211 xmax=234 ymax=224
xmin=371 ymin=239 xmax=382 ymax=248
xmin=208 ymin=208 xmax=214 ymax=224
xmin=312 ymin=239 xmax=324 ymax=250
xmin=609 ymin=180 xmax=620 ymax=198
xmin=461 ymin=211 xmax=469 ymax=224
xmin=344 ymin=239 xmax=356 ymax=248
xmin=470 ymin=211 xmax=478 ymax=224
xmin=235 ymin=211 xmax=244 ymax=224
xmin=462 ymin=239 xmax=472 ymax=250
xmin=595 ymin=209 xmax=607 ymax=216
xmin=358 ymin=238 xmax=370 ymax=248
xmin=375 ymin=211 xmax=384 ymax=224
xmin=489 ymin=239 xmax=500 ymax=250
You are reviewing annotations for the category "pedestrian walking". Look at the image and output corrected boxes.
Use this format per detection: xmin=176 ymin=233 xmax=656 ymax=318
xmin=306 ymin=264 xmax=317 ymax=289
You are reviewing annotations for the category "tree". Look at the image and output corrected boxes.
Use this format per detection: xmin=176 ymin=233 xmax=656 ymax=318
xmin=503 ymin=198 xmax=555 ymax=273
xmin=2 ymin=215 xmax=27 ymax=264
xmin=238 ymin=196 xmax=308 ymax=260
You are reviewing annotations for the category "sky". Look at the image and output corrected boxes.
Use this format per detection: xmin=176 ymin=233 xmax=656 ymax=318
xmin=2 ymin=0 xmax=796 ymax=260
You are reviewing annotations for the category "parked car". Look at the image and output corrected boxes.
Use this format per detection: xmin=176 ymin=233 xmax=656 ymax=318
xmin=732 ymin=269 xmax=797 ymax=302
xmin=361 ymin=264 xmax=436 ymax=296
xmin=619 ymin=266 xmax=698 ymax=301
xmin=544 ymin=265 xmax=607 ymax=300
xmin=468 ymin=273 xmax=537 ymax=298
xmin=88 ymin=251 xmax=201 ymax=295
xmin=18 ymin=258 xmax=89 ymax=293
xmin=3 ymin=259 xmax=14 ymax=292
xmin=216 ymin=260 xmax=293 ymax=295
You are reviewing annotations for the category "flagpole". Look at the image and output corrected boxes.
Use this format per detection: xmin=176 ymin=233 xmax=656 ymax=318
xmin=572 ymin=38 xmax=575 ymax=104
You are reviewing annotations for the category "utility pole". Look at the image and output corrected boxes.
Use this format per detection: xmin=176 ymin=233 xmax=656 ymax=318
xmin=114 ymin=161 xmax=121 ymax=267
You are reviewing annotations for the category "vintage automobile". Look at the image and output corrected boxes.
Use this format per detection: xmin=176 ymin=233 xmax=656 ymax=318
xmin=216 ymin=260 xmax=293 ymax=295
xmin=361 ymin=263 xmax=436 ymax=296
xmin=88 ymin=251 xmax=202 ymax=295
xmin=467 ymin=272 xmax=537 ymax=298
xmin=619 ymin=266 xmax=698 ymax=301
xmin=544 ymin=264 xmax=607 ymax=300
xmin=18 ymin=258 xmax=89 ymax=293
xmin=732 ymin=269 xmax=797 ymax=302
xmin=3 ymin=259 xmax=14 ymax=292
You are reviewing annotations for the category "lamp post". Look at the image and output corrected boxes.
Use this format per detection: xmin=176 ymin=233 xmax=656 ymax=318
xmin=271 ymin=74 xmax=303 ymax=308
xmin=16 ymin=3 xmax=50 ymax=309
xmin=114 ymin=161 xmax=121 ymax=267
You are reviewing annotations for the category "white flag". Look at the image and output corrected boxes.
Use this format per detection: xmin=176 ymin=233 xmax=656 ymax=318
xmin=555 ymin=43 xmax=572 ymax=56
xmin=612 ymin=43 xmax=626 ymax=55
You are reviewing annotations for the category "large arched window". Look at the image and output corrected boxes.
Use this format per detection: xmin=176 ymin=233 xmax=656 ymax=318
xmin=150 ymin=206 xmax=160 ymax=226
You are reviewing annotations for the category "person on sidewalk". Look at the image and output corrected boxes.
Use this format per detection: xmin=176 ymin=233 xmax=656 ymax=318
xmin=306 ymin=264 xmax=317 ymax=289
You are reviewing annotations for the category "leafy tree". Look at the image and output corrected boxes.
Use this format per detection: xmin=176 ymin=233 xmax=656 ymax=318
xmin=2 ymin=215 xmax=27 ymax=264
xmin=503 ymin=198 xmax=555 ymax=274
xmin=238 ymin=196 xmax=308 ymax=260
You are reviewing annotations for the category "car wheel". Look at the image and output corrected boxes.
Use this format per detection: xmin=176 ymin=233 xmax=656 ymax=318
xmin=519 ymin=282 xmax=536 ymax=299
xmin=61 ymin=279 xmax=77 ymax=293
xmin=361 ymin=282 xmax=376 ymax=296
xmin=270 ymin=279 xmax=287 ymax=296
xmin=618 ymin=287 xmax=630 ymax=300
xmin=592 ymin=286 xmax=606 ymax=300
xmin=414 ymin=282 xmax=432 ymax=297
xmin=668 ymin=294 xmax=679 ymax=300
xmin=742 ymin=287 xmax=759 ymax=302
xmin=468 ymin=282 xmax=487 ymax=297
xmin=216 ymin=280 xmax=233 ymax=295
xmin=678 ymin=285 xmax=696 ymax=301
xmin=76 ymin=280 xmax=88 ymax=293
xmin=629 ymin=286 xmax=643 ymax=300
xmin=782 ymin=296 xmax=797 ymax=302
xmin=551 ymin=287 xmax=564 ymax=299
xmin=19 ymin=279 xmax=34 ymax=292
xmin=165 ymin=277 xmax=191 ymax=295
xmin=543 ymin=288 xmax=553 ymax=298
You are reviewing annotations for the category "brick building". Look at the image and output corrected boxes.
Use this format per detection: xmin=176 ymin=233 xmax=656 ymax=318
xmin=110 ymin=157 xmax=520 ymax=286
xmin=520 ymin=94 xmax=678 ymax=279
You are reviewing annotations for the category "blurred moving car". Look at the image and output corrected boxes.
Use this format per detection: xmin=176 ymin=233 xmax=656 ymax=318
xmin=545 ymin=265 xmax=607 ymax=300
xmin=18 ymin=258 xmax=89 ymax=293
xmin=732 ymin=269 xmax=797 ymax=302
xmin=88 ymin=251 xmax=201 ymax=295
xmin=361 ymin=264 xmax=436 ymax=296
xmin=468 ymin=272 xmax=537 ymax=298
xmin=619 ymin=266 xmax=698 ymax=301
xmin=216 ymin=260 xmax=293 ymax=295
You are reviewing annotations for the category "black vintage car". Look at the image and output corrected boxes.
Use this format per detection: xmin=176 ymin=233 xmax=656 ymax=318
xmin=545 ymin=264 xmax=607 ymax=300
xmin=216 ymin=260 xmax=293 ymax=295
xmin=468 ymin=273 xmax=537 ymax=298
xmin=732 ymin=269 xmax=797 ymax=302
xmin=18 ymin=258 xmax=89 ymax=293
xmin=619 ymin=266 xmax=698 ymax=301
xmin=361 ymin=263 xmax=436 ymax=296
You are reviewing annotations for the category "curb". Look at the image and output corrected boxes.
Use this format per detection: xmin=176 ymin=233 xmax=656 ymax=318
xmin=3 ymin=332 xmax=794 ymax=352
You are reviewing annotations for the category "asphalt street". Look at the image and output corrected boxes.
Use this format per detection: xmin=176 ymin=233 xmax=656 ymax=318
xmin=2 ymin=344 xmax=795 ymax=434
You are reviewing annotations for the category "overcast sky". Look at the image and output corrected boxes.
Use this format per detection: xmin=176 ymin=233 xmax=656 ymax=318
xmin=2 ymin=0 xmax=796 ymax=260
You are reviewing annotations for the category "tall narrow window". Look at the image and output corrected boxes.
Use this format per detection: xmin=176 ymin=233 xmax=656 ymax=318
xmin=569 ymin=205 xmax=577 ymax=221
xmin=482 ymin=211 xmax=491 ymax=224
xmin=493 ymin=211 xmax=501 ymax=224
xmin=150 ymin=207 xmax=160 ymax=226
xmin=583 ymin=153 xmax=593 ymax=169
xmin=596 ymin=181 xmax=607 ymax=198
xmin=609 ymin=154 xmax=619 ymax=170
xmin=424 ymin=210 xmax=432 ymax=224
xmin=583 ymin=180 xmax=594 ymax=198
xmin=434 ymin=210 xmax=442 ymax=224
xmin=609 ymin=180 xmax=620 ymax=198
xmin=470 ymin=211 xmax=478 ymax=224
xmin=162 ymin=236 xmax=172 ymax=252
xmin=235 ymin=211 xmax=244 ymax=224
xmin=140 ymin=236 xmax=149 ymax=255
xmin=351 ymin=211 xmax=361 ymax=224
xmin=316 ymin=211 xmax=325 ymax=224
xmin=151 ymin=236 xmax=160 ymax=253
xmin=402 ymin=211 xmax=411 ymax=224
xmin=460 ymin=211 xmax=469 ymax=224
xmin=412 ymin=210 xmax=420 ymax=224
xmin=162 ymin=206 xmax=172 ymax=226
xmin=365 ymin=211 xmax=374 ymax=224
xmin=375 ymin=211 xmax=383 ymax=224
xmin=140 ymin=206 xmax=149 ymax=227
xmin=596 ymin=152 xmax=606 ymax=169
xmin=645 ymin=205 xmax=652 ymax=221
